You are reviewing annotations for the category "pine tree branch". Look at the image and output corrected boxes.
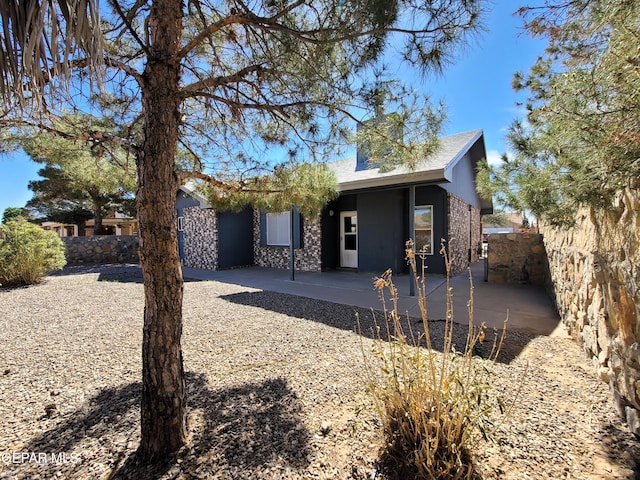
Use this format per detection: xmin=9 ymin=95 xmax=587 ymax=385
xmin=178 ymin=170 xmax=283 ymax=194
xmin=109 ymin=0 xmax=150 ymax=55
xmin=0 ymin=119 xmax=139 ymax=155
xmin=181 ymin=64 xmax=270 ymax=95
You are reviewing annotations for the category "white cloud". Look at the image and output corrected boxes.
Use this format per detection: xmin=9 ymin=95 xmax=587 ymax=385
xmin=486 ymin=149 xmax=518 ymax=167
xmin=486 ymin=149 xmax=505 ymax=167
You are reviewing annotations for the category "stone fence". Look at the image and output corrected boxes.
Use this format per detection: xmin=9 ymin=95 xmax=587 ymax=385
xmin=487 ymin=210 xmax=640 ymax=436
xmin=541 ymin=187 xmax=640 ymax=436
xmin=486 ymin=232 xmax=550 ymax=286
xmin=62 ymin=235 xmax=139 ymax=264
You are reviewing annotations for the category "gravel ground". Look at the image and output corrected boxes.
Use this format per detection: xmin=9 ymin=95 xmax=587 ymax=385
xmin=0 ymin=264 xmax=639 ymax=479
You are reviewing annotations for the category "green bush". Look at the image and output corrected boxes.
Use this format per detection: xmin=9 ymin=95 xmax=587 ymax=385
xmin=0 ymin=218 xmax=66 ymax=287
xmin=360 ymin=240 xmax=514 ymax=480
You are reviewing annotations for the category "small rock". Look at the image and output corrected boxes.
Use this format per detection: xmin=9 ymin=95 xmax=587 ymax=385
xmin=44 ymin=403 xmax=57 ymax=418
xmin=320 ymin=421 xmax=332 ymax=436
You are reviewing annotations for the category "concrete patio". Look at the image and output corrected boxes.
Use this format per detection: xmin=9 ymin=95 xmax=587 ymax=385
xmin=183 ymin=260 xmax=560 ymax=336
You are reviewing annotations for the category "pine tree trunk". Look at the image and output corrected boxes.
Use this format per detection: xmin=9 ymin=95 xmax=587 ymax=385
xmin=92 ymin=200 xmax=104 ymax=235
xmin=137 ymin=0 xmax=186 ymax=462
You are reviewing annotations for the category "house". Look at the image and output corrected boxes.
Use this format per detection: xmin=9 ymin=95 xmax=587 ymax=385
xmin=41 ymin=212 xmax=138 ymax=237
xmin=84 ymin=213 xmax=139 ymax=236
xmin=179 ymin=129 xmax=493 ymax=275
xmin=41 ymin=221 xmax=78 ymax=237
xmin=482 ymin=211 xmax=528 ymax=236
xmin=176 ymin=184 xmax=254 ymax=270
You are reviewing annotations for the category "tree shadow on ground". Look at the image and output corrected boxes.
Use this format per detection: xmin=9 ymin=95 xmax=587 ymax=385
xmin=47 ymin=264 xmax=535 ymax=363
xmin=177 ymin=373 xmax=311 ymax=480
xmin=16 ymin=372 xmax=310 ymax=479
xmin=24 ymin=381 xmax=142 ymax=453
xmin=597 ymin=422 xmax=640 ymax=478
xmin=51 ymin=263 xmax=144 ymax=283
xmin=50 ymin=263 xmax=199 ymax=284
xmin=219 ymin=289 xmax=536 ymax=364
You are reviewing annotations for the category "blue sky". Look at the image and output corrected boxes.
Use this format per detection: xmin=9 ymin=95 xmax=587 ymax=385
xmin=0 ymin=2 xmax=545 ymax=218
xmin=426 ymin=1 xmax=545 ymax=161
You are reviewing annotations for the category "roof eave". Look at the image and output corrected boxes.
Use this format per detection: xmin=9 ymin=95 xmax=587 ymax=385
xmin=179 ymin=183 xmax=211 ymax=208
xmin=443 ymin=129 xmax=484 ymax=179
xmin=338 ymin=169 xmax=446 ymax=192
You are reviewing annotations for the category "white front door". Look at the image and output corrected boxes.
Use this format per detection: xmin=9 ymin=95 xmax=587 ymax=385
xmin=340 ymin=211 xmax=358 ymax=268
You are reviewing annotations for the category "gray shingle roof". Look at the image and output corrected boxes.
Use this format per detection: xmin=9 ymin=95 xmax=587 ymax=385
xmin=328 ymin=129 xmax=484 ymax=191
xmin=179 ymin=181 xmax=211 ymax=208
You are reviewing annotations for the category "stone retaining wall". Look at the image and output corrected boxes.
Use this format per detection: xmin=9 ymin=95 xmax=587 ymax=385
xmin=541 ymin=187 xmax=640 ymax=435
xmin=486 ymin=233 xmax=549 ymax=285
xmin=62 ymin=236 xmax=139 ymax=264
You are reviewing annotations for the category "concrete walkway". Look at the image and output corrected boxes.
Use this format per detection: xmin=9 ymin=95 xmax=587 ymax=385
xmin=182 ymin=260 xmax=560 ymax=336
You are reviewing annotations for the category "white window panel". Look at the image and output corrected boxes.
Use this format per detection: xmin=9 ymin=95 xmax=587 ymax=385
xmin=414 ymin=205 xmax=433 ymax=255
xmin=266 ymin=211 xmax=290 ymax=246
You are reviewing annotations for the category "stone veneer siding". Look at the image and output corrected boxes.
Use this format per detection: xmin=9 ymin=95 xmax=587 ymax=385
xmin=447 ymin=193 xmax=481 ymax=275
xmin=183 ymin=207 xmax=218 ymax=270
xmin=541 ymin=187 xmax=640 ymax=435
xmin=253 ymin=210 xmax=321 ymax=272
xmin=486 ymin=233 xmax=550 ymax=285
xmin=62 ymin=235 xmax=139 ymax=264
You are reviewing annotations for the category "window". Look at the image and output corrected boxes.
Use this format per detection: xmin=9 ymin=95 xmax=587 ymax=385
xmin=342 ymin=214 xmax=357 ymax=250
xmin=414 ymin=205 xmax=433 ymax=255
xmin=260 ymin=210 xmax=302 ymax=248
xmin=266 ymin=211 xmax=291 ymax=246
xmin=177 ymin=216 xmax=184 ymax=232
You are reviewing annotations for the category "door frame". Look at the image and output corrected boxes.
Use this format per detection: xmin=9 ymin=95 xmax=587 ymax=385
xmin=339 ymin=210 xmax=358 ymax=268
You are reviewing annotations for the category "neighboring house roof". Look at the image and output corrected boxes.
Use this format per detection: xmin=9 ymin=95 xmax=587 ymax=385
xmin=482 ymin=212 xmax=524 ymax=229
xmin=85 ymin=217 xmax=137 ymax=227
xmin=41 ymin=221 xmax=70 ymax=227
xmin=179 ymin=181 xmax=211 ymax=208
xmin=328 ymin=129 xmax=483 ymax=190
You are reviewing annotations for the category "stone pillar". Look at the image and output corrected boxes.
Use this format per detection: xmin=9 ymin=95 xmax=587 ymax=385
xmin=447 ymin=193 xmax=481 ymax=274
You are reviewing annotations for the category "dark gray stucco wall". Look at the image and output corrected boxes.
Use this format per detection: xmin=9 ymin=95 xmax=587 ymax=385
xmin=415 ymin=186 xmax=447 ymax=274
xmin=320 ymin=200 xmax=340 ymax=270
xmin=357 ymin=189 xmax=407 ymax=273
xmin=321 ymin=186 xmax=449 ymax=274
xmin=218 ymin=207 xmax=254 ymax=269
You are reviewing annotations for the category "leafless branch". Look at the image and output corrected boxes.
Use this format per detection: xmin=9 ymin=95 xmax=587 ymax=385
xmin=109 ymin=0 xmax=150 ymax=54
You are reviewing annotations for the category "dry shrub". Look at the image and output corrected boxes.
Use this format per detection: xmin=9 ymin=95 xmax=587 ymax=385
xmin=360 ymin=240 xmax=513 ymax=480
